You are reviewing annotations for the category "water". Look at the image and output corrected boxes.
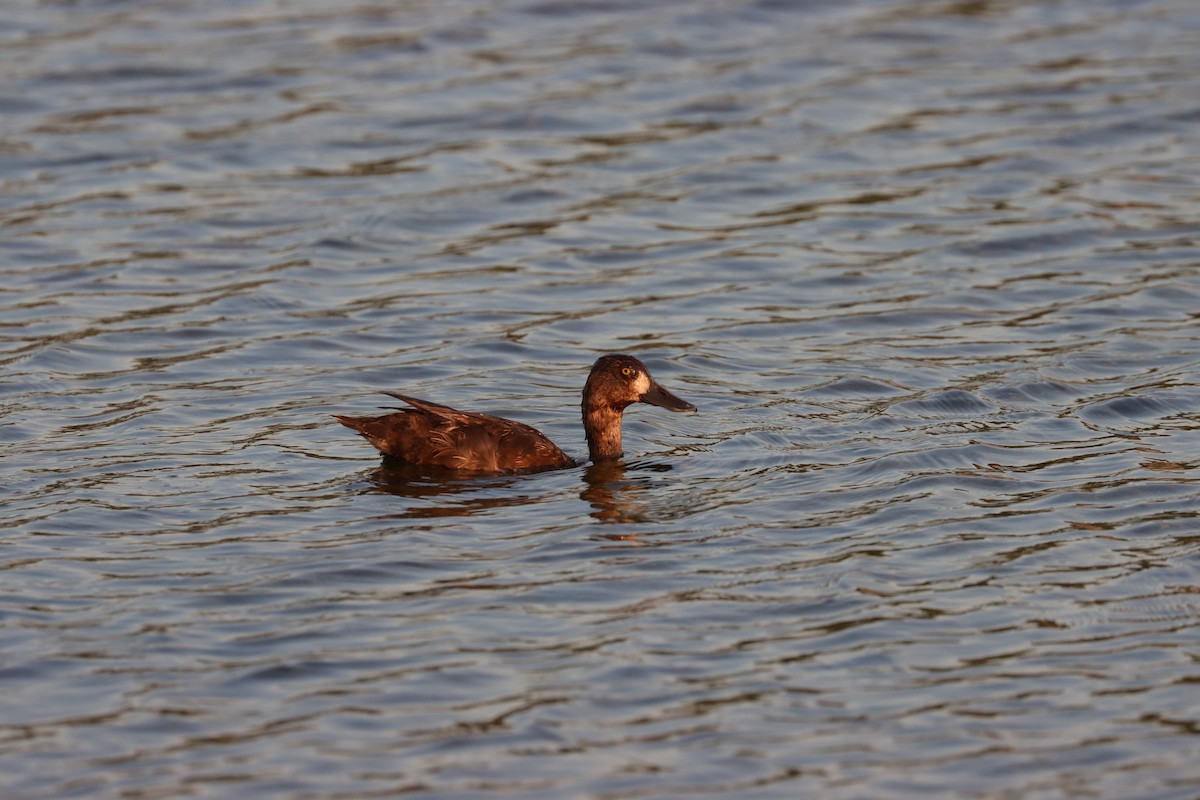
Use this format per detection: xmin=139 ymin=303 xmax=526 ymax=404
xmin=3 ymin=0 xmax=1199 ymax=797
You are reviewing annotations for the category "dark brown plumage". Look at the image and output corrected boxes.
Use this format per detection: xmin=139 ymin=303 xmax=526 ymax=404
xmin=334 ymin=354 xmax=696 ymax=474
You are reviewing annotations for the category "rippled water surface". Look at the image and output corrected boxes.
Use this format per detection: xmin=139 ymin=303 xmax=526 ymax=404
xmin=3 ymin=0 xmax=1200 ymax=797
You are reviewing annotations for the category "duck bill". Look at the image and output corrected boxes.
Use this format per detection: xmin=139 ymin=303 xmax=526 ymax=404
xmin=640 ymin=380 xmax=697 ymax=412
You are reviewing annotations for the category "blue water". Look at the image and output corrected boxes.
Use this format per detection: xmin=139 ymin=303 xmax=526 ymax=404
xmin=3 ymin=0 xmax=1199 ymax=797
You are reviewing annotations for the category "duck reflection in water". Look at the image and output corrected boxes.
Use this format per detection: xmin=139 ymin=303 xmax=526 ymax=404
xmin=361 ymin=459 xmax=670 ymax=525
xmin=581 ymin=460 xmax=679 ymax=526
xmin=360 ymin=461 xmax=536 ymax=519
xmin=334 ymin=354 xmax=696 ymax=473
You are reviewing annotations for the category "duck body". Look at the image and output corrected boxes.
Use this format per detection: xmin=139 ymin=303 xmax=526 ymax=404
xmin=334 ymin=354 xmax=695 ymax=474
xmin=334 ymin=393 xmax=573 ymax=473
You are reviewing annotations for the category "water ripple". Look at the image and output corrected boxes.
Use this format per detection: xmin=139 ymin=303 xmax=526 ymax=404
xmin=3 ymin=0 xmax=1200 ymax=798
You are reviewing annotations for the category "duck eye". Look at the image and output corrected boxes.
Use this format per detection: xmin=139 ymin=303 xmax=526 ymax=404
xmin=621 ymin=366 xmax=634 ymax=377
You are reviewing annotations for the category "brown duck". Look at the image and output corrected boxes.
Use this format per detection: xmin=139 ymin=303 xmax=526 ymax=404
xmin=334 ymin=354 xmax=696 ymax=473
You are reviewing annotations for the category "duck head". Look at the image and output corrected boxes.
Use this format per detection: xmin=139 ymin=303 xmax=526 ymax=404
xmin=582 ymin=354 xmax=696 ymax=461
xmin=583 ymin=354 xmax=696 ymax=413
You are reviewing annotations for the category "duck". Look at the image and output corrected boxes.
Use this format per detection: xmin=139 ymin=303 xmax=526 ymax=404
xmin=334 ymin=354 xmax=696 ymax=473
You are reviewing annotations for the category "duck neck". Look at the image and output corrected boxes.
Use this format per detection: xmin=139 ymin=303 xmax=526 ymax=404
xmin=583 ymin=402 xmax=625 ymax=462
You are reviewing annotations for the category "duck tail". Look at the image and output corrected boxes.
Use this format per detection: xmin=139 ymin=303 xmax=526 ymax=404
xmin=332 ymin=414 xmax=369 ymax=432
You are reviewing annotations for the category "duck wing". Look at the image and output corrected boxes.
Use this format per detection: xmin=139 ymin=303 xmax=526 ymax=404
xmin=382 ymin=393 xmax=480 ymax=424
xmin=335 ymin=393 xmax=572 ymax=473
